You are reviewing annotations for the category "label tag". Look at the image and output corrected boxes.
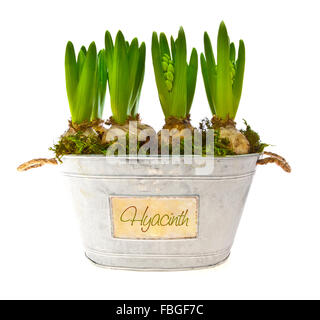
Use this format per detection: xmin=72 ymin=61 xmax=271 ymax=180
xmin=110 ymin=196 xmax=199 ymax=239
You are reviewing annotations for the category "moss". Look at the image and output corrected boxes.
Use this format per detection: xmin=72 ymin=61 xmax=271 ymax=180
xmin=49 ymin=132 xmax=108 ymax=161
xmin=50 ymin=131 xmax=148 ymax=161
xmin=158 ymin=118 xmax=235 ymax=156
xmin=198 ymin=118 xmax=235 ymax=156
xmin=240 ymin=120 xmax=269 ymax=153
xmin=51 ymin=119 xmax=253 ymax=160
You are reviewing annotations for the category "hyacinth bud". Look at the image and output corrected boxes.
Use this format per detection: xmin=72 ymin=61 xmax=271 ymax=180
xmin=161 ymin=54 xmax=174 ymax=92
xmin=162 ymin=56 xmax=169 ymax=63
xmin=165 ymin=80 xmax=173 ymax=91
xmin=165 ymin=71 xmax=174 ymax=81
xmin=162 ymin=61 xmax=168 ymax=71
xmin=167 ymin=63 xmax=174 ymax=73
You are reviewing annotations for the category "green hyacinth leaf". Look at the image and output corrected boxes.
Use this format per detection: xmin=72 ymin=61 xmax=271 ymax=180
xmin=110 ymin=31 xmax=130 ymax=124
xmin=65 ymin=41 xmax=78 ymax=120
xmin=204 ymin=32 xmax=216 ymax=72
xmin=203 ymin=32 xmax=217 ymax=110
xmin=186 ymin=48 xmax=198 ymax=115
xmin=99 ymin=49 xmax=108 ymax=104
xmin=128 ymin=38 xmax=140 ymax=109
xmin=200 ymin=53 xmax=215 ymax=114
xmin=77 ymin=49 xmax=86 ymax=80
xmin=230 ymin=42 xmax=236 ymax=62
xmin=131 ymin=42 xmax=146 ymax=116
xmin=152 ymin=31 xmax=170 ymax=117
xmin=171 ymin=27 xmax=187 ymax=118
xmin=170 ymin=36 xmax=176 ymax=62
xmin=216 ymin=21 xmax=233 ymax=119
xmin=80 ymin=46 xmax=87 ymax=55
xmin=104 ymin=31 xmax=114 ymax=78
xmin=92 ymin=49 xmax=107 ymax=120
xmin=233 ymin=39 xmax=245 ymax=115
xmin=74 ymin=42 xmax=97 ymax=123
xmin=160 ymin=33 xmax=170 ymax=57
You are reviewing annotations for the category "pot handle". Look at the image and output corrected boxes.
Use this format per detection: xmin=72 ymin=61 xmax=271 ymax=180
xmin=17 ymin=158 xmax=58 ymax=172
xmin=257 ymin=151 xmax=291 ymax=173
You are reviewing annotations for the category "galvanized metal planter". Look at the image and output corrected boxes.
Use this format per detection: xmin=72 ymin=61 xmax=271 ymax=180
xmin=61 ymin=154 xmax=259 ymax=271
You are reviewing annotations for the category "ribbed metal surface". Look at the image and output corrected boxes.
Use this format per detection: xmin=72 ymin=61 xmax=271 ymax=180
xmin=61 ymin=154 xmax=259 ymax=270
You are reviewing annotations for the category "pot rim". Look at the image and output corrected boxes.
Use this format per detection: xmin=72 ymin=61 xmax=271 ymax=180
xmin=62 ymin=153 xmax=261 ymax=160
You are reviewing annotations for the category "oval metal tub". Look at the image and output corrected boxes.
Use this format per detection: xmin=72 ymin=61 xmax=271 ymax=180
xmin=61 ymin=154 xmax=259 ymax=271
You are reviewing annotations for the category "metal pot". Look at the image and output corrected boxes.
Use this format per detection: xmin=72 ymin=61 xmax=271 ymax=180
xmin=61 ymin=154 xmax=259 ymax=271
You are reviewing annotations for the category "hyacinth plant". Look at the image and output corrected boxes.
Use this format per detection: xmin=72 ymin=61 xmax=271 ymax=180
xmin=152 ymin=27 xmax=198 ymax=128
xmin=47 ymin=41 xmax=109 ymax=159
xmin=104 ymin=30 xmax=146 ymax=125
xmin=200 ymin=21 xmax=245 ymax=121
xmin=198 ymin=21 xmax=251 ymax=155
xmin=18 ymin=25 xmax=290 ymax=172
xmin=65 ymin=42 xmax=107 ymax=124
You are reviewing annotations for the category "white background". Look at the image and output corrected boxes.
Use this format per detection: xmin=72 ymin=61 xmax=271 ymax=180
xmin=1 ymin=0 xmax=319 ymax=300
